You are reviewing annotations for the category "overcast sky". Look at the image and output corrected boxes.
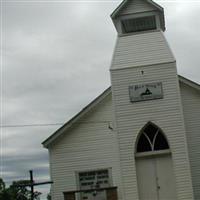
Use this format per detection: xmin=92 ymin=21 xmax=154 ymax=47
xmin=1 ymin=0 xmax=200 ymax=199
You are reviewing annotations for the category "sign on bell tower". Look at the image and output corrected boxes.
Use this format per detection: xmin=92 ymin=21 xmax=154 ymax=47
xmin=110 ymin=0 xmax=194 ymax=199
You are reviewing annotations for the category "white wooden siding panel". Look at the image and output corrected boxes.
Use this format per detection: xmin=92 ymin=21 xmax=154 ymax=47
xmin=180 ymin=83 xmax=200 ymax=200
xmin=111 ymin=31 xmax=175 ymax=70
xmin=110 ymin=61 xmax=193 ymax=200
xmin=49 ymin=95 xmax=122 ymax=200
xmin=120 ymin=0 xmax=156 ymax=15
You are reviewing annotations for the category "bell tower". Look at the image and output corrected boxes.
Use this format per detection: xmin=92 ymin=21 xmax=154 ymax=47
xmin=110 ymin=0 xmax=194 ymax=199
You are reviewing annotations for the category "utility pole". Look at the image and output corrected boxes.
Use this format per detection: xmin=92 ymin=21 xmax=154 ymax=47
xmin=17 ymin=170 xmax=53 ymax=200
xmin=30 ymin=170 xmax=34 ymax=200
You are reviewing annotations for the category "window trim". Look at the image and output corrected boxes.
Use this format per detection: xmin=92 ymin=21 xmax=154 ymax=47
xmin=135 ymin=149 xmax=171 ymax=158
xmin=135 ymin=122 xmax=170 ymax=154
xmin=122 ymin=15 xmax=157 ymax=34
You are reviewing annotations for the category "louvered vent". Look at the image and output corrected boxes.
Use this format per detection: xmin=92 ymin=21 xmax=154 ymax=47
xmin=122 ymin=16 xmax=156 ymax=33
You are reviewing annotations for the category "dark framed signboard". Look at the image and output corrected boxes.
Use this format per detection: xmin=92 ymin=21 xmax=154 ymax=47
xmin=129 ymin=82 xmax=163 ymax=102
xmin=78 ymin=169 xmax=111 ymax=200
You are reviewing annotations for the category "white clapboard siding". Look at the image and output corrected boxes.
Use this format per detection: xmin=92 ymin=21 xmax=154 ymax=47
xmin=120 ymin=0 xmax=156 ymax=15
xmin=49 ymin=94 xmax=122 ymax=200
xmin=180 ymin=82 xmax=200 ymax=200
xmin=111 ymin=31 xmax=175 ymax=70
xmin=110 ymin=48 xmax=194 ymax=200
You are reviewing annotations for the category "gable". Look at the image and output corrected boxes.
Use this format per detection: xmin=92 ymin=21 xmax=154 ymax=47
xmin=42 ymin=88 xmax=112 ymax=148
xmin=120 ymin=0 xmax=156 ymax=16
xmin=51 ymin=93 xmax=113 ymax=148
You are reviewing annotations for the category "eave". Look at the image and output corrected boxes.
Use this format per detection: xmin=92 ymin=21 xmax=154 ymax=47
xmin=179 ymin=75 xmax=200 ymax=91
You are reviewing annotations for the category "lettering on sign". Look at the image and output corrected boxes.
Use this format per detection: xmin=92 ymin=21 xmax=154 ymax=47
xmin=129 ymin=82 xmax=163 ymax=102
xmin=79 ymin=169 xmax=110 ymax=200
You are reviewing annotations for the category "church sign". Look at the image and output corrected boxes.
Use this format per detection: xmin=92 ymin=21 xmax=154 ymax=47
xmin=129 ymin=82 xmax=163 ymax=102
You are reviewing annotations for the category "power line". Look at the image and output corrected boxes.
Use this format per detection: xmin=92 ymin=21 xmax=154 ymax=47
xmin=0 ymin=121 xmax=111 ymax=128
xmin=0 ymin=123 xmax=64 ymax=128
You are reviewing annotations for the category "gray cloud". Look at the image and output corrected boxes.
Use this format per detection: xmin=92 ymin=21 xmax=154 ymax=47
xmin=2 ymin=1 xmax=200 ymax=199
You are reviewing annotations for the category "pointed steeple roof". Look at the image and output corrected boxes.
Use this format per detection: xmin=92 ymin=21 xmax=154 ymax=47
xmin=111 ymin=0 xmax=165 ymax=32
xmin=111 ymin=0 xmax=163 ymax=18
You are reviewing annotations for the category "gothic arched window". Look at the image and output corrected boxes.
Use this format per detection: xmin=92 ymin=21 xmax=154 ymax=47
xmin=136 ymin=122 xmax=169 ymax=153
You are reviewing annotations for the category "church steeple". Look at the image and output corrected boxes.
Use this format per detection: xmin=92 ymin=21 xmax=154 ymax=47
xmin=110 ymin=0 xmax=194 ymax=199
xmin=111 ymin=0 xmax=165 ymax=35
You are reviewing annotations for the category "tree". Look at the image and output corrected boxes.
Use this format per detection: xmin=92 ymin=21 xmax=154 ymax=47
xmin=0 ymin=178 xmax=11 ymax=200
xmin=9 ymin=180 xmax=32 ymax=200
xmin=0 ymin=178 xmax=5 ymax=192
xmin=47 ymin=193 xmax=51 ymax=200
xmin=9 ymin=180 xmax=41 ymax=200
xmin=0 ymin=189 xmax=12 ymax=200
xmin=0 ymin=178 xmax=41 ymax=200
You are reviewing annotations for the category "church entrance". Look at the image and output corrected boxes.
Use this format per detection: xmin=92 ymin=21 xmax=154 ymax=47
xmin=135 ymin=122 xmax=176 ymax=200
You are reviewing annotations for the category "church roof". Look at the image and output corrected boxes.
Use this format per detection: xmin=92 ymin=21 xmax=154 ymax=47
xmin=42 ymin=86 xmax=111 ymax=148
xmin=42 ymin=75 xmax=200 ymax=148
xmin=111 ymin=0 xmax=163 ymax=18
xmin=179 ymin=76 xmax=200 ymax=91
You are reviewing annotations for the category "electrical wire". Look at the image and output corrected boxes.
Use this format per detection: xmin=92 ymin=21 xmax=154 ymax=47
xmin=0 ymin=121 xmax=111 ymax=128
xmin=0 ymin=123 xmax=64 ymax=128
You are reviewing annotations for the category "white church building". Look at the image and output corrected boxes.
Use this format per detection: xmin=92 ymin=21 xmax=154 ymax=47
xmin=42 ymin=0 xmax=200 ymax=199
